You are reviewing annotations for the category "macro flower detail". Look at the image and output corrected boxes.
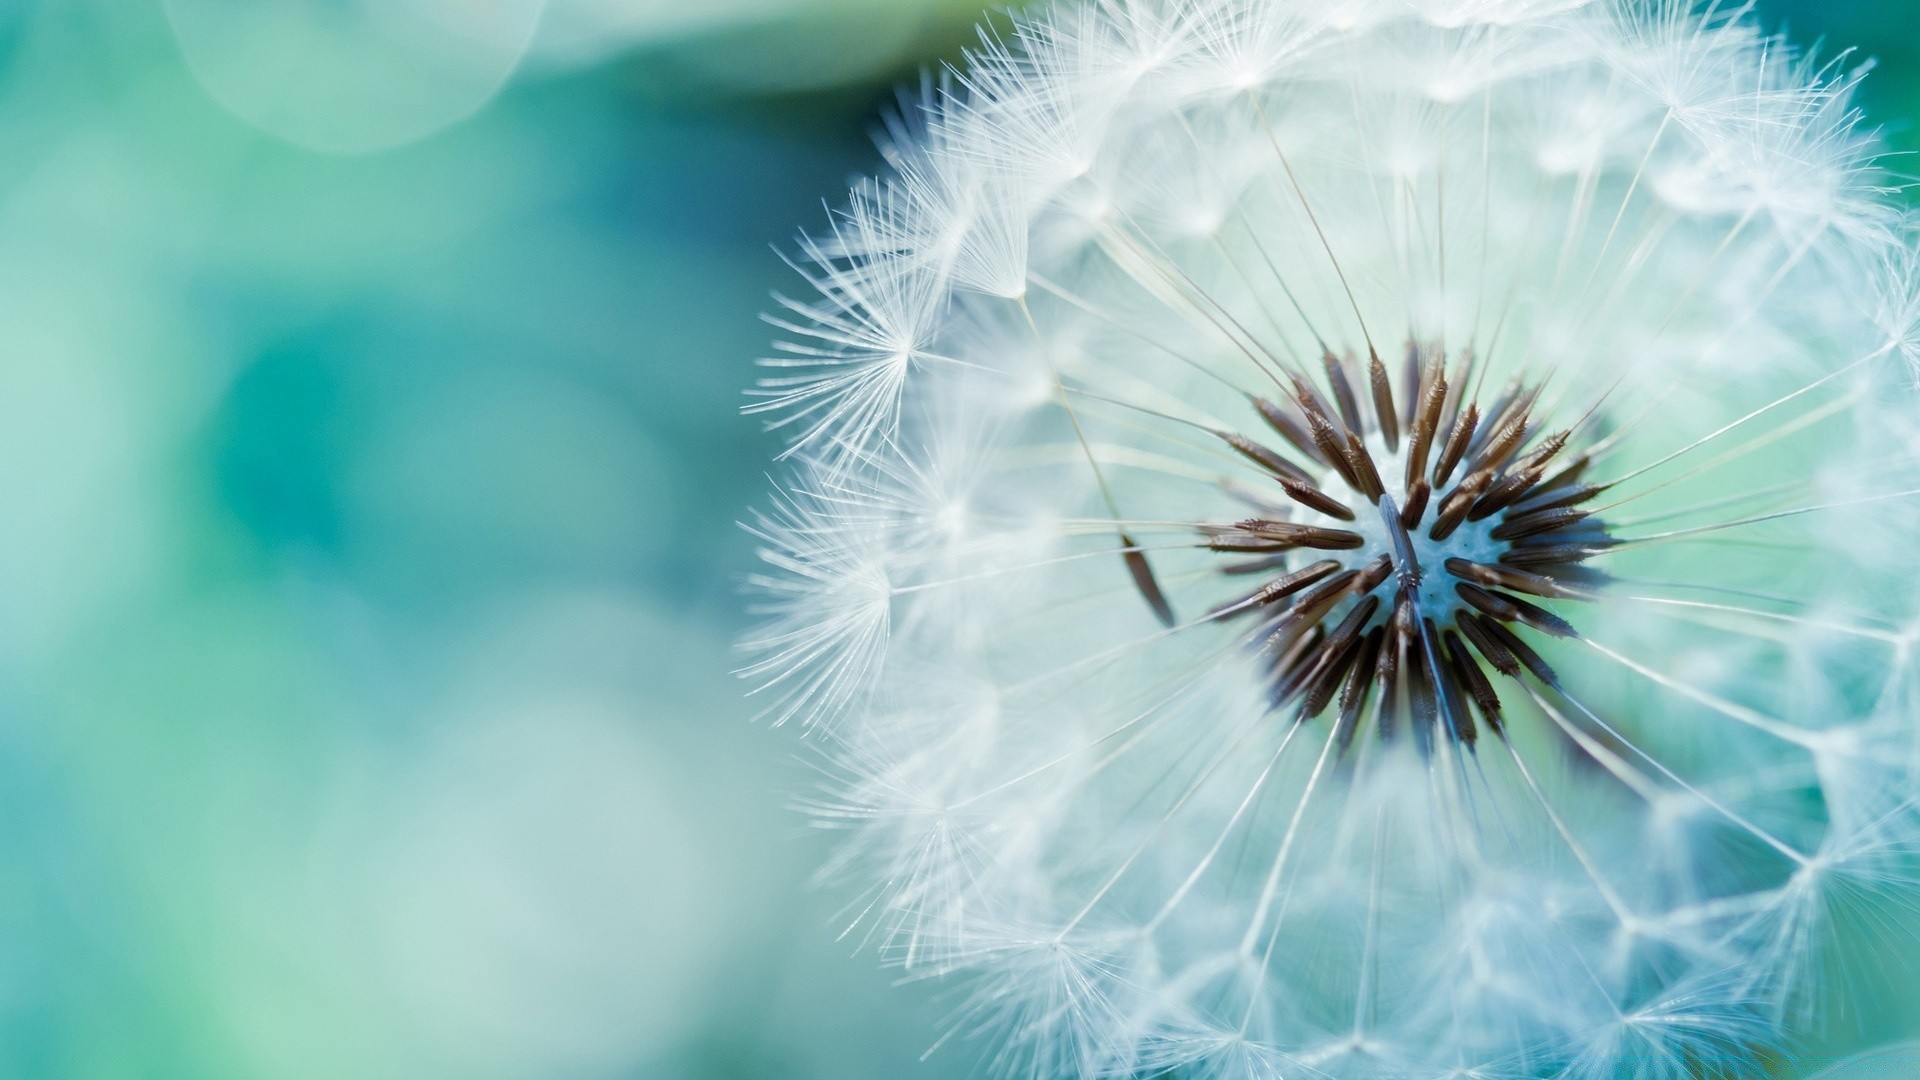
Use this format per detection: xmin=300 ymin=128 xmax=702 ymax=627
xmin=1193 ymin=350 xmax=1609 ymax=749
xmin=745 ymin=0 xmax=1920 ymax=1076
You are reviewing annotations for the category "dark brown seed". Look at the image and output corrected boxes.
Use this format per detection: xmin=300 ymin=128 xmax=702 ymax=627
xmin=1270 ymin=570 xmax=1364 ymax=645
xmin=1304 ymin=404 xmax=1362 ymax=489
xmin=1377 ymin=494 xmax=1422 ymax=589
xmin=1406 ymin=636 xmax=1439 ymax=745
xmin=1472 ymin=614 xmax=1561 ymax=688
xmin=1369 ymin=355 xmax=1400 ymax=450
xmin=1469 ymin=450 xmax=1574 ymax=525
xmin=1421 ymin=617 xmax=1474 ymax=744
xmin=1438 ymin=351 xmax=1471 ymax=441
xmin=1429 ymin=471 xmax=1492 ymax=542
xmin=1280 ymin=592 xmax=1372 ymax=705
xmin=1323 ymin=593 xmax=1382 ymax=662
xmin=1457 ymin=612 xmax=1520 ymax=678
xmin=1455 ymin=583 xmax=1577 ymax=638
xmin=1433 ymin=402 xmax=1479 ymax=488
xmin=1400 ymin=479 xmax=1431 ymax=531
xmin=1501 ymin=593 xmax=1580 ymax=639
xmin=1490 ymin=506 xmax=1593 ymax=542
xmin=1474 ymin=382 xmax=1520 ymax=449
xmin=1454 ymin=582 xmax=1527 ymax=622
xmin=1420 ymin=618 xmax=1474 ymax=745
xmin=1207 ymin=559 xmax=1343 ymax=619
xmin=1352 ymin=553 xmax=1394 ymax=595
xmin=1345 ymin=431 xmax=1386 ymax=500
xmin=1252 ymin=559 xmax=1344 ymax=605
xmin=1299 ymin=597 xmax=1379 ymax=717
xmin=1375 ymin=673 xmax=1400 ymax=742
xmin=1298 ymin=640 xmax=1361 ymax=719
xmin=1267 ymin=625 xmax=1327 ymax=701
xmin=1470 ymin=410 xmax=1532 ymax=477
xmin=1376 ymin=625 xmax=1404 ymax=743
xmin=1224 ymin=432 xmax=1310 ymax=484
xmin=1276 ymin=474 xmax=1357 ymax=520
xmin=1292 ymin=376 xmax=1341 ymax=431
xmin=1335 ymin=628 xmax=1384 ymax=752
xmin=1265 ymin=609 xmax=1326 ymax=669
xmin=1509 ymin=479 xmax=1602 ymax=518
xmin=1399 ymin=342 xmax=1422 ymax=430
xmin=1272 ymin=640 xmax=1325 ymax=702
xmin=1232 ymin=520 xmax=1367 ymax=550
xmin=1443 ymin=558 xmax=1577 ymax=600
xmin=1469 ymin=465 xmax=1550 ymax=519
xmin=1323 ymin=351 xmax=1364 ymax=435
xmin=1531 ymin=453 xmax=1593 ymax=495
xmin=1405 ymin=361 xmax=1447 ymax=487
xmin=1500 ymin=542 xmax=1610 ymax=569
xmin=1444 ymin=630 xmax=1504 ymax=733
xmin=1121 ymin=536 xmax=1175 ymax=626
xmin=1271 ymin=621 xmax=1325 ymax=671
xmin=1468 ymin=384 xmax=1516 ymax=450
xmin=1392 ymin=586 xmax=1417 ymax=639
xmin=1507 ymin=430 xmax=1571 ymax=479
xmin=1252 ymin=397 xmax=1326 ymax=464
xmin=1473 ymin=384 xmax=1538 ymax=454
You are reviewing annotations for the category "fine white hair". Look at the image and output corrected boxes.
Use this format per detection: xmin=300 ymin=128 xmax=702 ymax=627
xmin=745 ymin=0 xmax=1920 ymax=1075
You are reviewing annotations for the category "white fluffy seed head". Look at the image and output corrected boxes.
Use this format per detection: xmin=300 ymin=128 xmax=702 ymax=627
xmin=745 ymin=0 xmax=1920 ymax=1074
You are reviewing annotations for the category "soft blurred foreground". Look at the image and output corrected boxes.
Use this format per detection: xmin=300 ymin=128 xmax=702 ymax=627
xmin=0 ymin=1 xmax=1912 ymax=1078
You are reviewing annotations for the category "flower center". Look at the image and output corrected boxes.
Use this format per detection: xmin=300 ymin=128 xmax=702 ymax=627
xmin=1197 ymin=344 xmax=1614 ymax=750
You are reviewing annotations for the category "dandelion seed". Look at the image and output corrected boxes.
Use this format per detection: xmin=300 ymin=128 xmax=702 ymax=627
xmin=746 ymin=0 xmax=1920 ymax=1074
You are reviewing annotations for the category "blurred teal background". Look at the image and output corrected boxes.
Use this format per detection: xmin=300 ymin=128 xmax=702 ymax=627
xmin=0 ymin=1 xmax=1907 ymax=1077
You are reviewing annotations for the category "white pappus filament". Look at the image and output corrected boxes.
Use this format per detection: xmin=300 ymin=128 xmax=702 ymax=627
xmin=744 ymin=0 xmax=1920 ymax=1076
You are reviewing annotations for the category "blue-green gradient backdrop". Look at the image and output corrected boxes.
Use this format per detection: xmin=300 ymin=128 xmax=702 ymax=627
xmin=0 ymin=1 xmax=1906 ymax=1077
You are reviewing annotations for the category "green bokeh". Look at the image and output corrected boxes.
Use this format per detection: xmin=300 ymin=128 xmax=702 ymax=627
xmin=0 ymin=0 xmax=1910 ymax=1077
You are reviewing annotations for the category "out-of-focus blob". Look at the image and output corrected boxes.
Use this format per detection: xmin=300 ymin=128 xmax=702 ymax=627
xmin=360 ymin=702 xmax=721 ymax=1075
xmin=533 ymin=0 xmax=949 ymax=91
xmin=264 ymin=599 xmax=759 ymax=1078
xmin=209 ymin=692 xmax=728 ymax=1079
xmin=340 ymin=365 xmax=678 ymax=592
xmin=162 ymin=0 xmax=546 ymax=154
xmin=532 ymin=0 xmax=796 ymax=65
xmin=0 ymin=222 xmax=197 ymax=670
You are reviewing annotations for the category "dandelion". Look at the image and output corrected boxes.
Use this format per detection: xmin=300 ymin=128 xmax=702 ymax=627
xmin=746 ymin=0 xmax=1920 ymax=1074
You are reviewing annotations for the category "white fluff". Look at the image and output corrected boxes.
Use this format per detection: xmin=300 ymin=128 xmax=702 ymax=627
xmin=746 ymin=0 xmax=1920 ymax=1074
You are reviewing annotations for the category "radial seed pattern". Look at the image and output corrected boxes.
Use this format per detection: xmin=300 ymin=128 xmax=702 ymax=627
xmin=1195 ymin=346 xmax=1611 ymax=750
xmin=745 ymin=1 xmax=1920 ymax=1076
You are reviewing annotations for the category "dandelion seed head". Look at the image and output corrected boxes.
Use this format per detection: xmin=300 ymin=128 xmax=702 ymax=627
xmin=746 ymin=0 xmax=1920 ymax=1073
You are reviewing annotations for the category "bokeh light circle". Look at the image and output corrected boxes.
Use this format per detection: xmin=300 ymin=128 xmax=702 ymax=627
xmin=163 ymin=0 xmax=547 ymax=154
